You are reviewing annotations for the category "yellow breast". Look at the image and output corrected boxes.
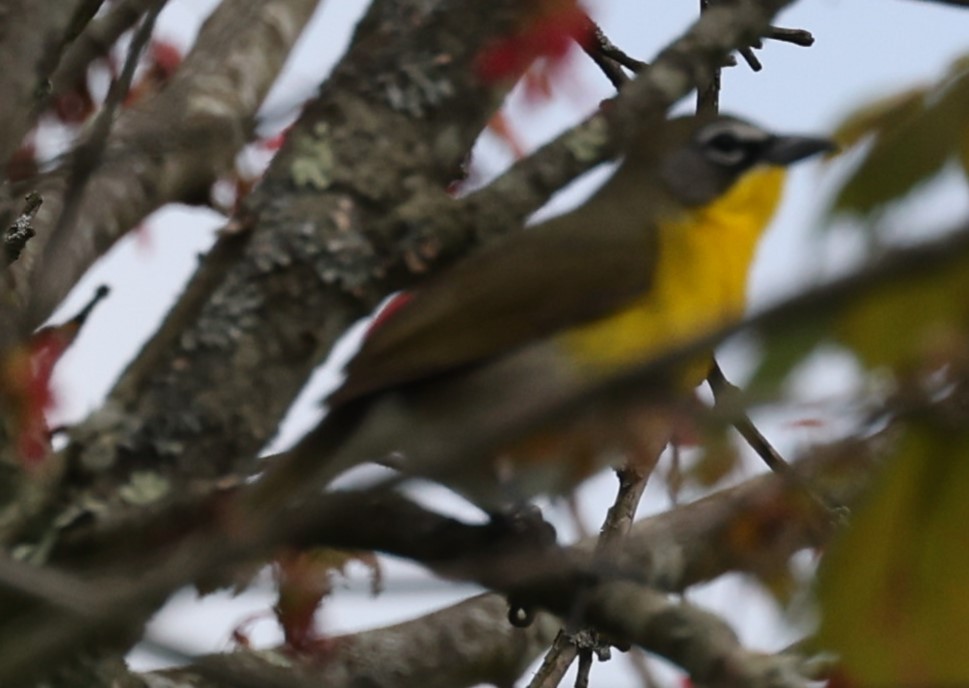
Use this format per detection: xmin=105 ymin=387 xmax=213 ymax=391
xmin=558 ymin=166 xmax=786 ymax=384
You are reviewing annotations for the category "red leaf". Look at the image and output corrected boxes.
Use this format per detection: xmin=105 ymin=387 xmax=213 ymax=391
xmin=52 ymin=84 xmax=96 ymax=125
xmin=150 ymin=40 xmax=183 ymax=80
xmin=3 ymin=287 xmax=108 ymax=468
xmin=6 ymin=140 xmax=38 ymax=183
xmin=273 ymin=550 xmax=335 ymax=655
xmin=3 ymin=330 xmax=71 ymax=467
xmin=475 ymin=2 xmax=592 ymax=84
xmin=124 ymin=39 xmax=184 ymax=107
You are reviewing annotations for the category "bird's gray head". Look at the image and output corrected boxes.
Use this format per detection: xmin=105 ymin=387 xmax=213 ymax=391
xmin=657 ymin=115 xmax=834 ymax=207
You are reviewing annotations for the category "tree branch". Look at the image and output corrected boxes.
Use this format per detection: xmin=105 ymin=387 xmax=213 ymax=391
xmin=59 ymin=0 xmax=538 ymax=502
xmin=50 ymin=0 xmax=161 ymax=101
xmin=160 ymin=594 xmax=559 ymax=688
xmin=54 ymin=0 xmax=804 ymax=547
xmin=8 ymin=439 xmax=872 ymax=686
xmin=388 ymin=0 xmax=798 ymax=263
xmin=0 ymin=0 xmax=99 ymax=169
xmin=4 ymin=0 xmax=321 ymax=331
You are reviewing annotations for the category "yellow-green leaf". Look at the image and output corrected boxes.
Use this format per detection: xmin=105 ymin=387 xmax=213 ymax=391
xmin=832 ymin=86 xmax=926 ymax=152
xmin=818 ymin=420 xmax=969 ymax=685
xmin=835 ymin=252 xmax=969 ymax=372
xmin=832 ymin=56 xmax=969 ymax=217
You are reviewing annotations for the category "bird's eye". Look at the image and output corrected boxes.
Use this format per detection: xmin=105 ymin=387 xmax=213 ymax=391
xmin=702 ymin=133 xmax=750 ymax=166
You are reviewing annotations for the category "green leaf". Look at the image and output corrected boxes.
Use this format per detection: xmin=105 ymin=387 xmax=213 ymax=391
xmin=835 ymin=252 xmax=969 ymax=373
xmin=832 ymin=86 xmax=927 ymax=153
xmin=818 ymin=419 xmax=969 ymax=685
xmin=832 ymin=56 xmax=969 ymax=217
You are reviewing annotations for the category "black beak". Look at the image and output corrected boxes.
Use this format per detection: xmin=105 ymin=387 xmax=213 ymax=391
xmin=762 ymin=134 xmax=837 ymax=165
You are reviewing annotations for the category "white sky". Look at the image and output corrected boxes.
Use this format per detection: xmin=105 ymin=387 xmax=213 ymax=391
xmin=39 ymin=1 xmax=969 ymax=686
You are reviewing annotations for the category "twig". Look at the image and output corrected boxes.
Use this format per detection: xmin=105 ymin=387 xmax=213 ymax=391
xmin=707 ymin=361 xmax=840 ymax=518
xmin=766 ymin=26 xmax=815 ymax=47
xmin=739 ymin=26 xmax=814 ymax=72
xmin=707 ymin=362 xmax=792 ymax=477
xmin=4 ymin=192 xmax=42 ymax=266
xmin=51 ymin=0 xmax=160 ymax=99
xmin=578 ymin=13 xmax=647 ymax=90
xmin=70 ymin=284 xmax=111 ymax=327
xmin=575 ymin=647 xmax=593 ymax=688
xmin=595 ymin=465 xmax=652 ymax=560
xmin=697 ymin=0 xmax=721 ymax=115
xmin=530 ymin=434 xmax=663 ymax=684
xmin=527 ymin=630 xmax=580 ymax=688
xmin=4 ymin=437 xmax=876 ymax=687
xmin=28 ymin=0 xmax=167 ymax=319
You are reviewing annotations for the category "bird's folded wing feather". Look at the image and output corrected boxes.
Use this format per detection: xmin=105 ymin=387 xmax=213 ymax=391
xmin=329 ymin=210 xmax=657 ymax=406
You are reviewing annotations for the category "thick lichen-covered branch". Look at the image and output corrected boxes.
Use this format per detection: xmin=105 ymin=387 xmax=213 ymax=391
xmin=62 ymin=0 xmax=535 ymax=497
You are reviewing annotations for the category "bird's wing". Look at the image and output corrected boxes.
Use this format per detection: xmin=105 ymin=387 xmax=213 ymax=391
xmin=329 ymin=210 xmax=657 ymax=406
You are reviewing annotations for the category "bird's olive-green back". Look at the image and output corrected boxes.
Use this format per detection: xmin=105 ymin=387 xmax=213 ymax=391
xmin=328 ymin=115 xmax=766 ymax=406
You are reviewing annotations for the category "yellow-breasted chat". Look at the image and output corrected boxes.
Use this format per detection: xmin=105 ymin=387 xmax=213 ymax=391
xmin=299 ymin=114 xmax=833 ymax=512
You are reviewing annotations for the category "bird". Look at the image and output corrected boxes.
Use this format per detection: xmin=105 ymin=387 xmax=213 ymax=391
xmin=288 ymin=113 xmax=833 ymax=514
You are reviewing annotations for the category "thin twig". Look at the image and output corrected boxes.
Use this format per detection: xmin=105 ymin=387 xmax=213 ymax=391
xmin=766 ymin=26 xmax=815 ymax=47
xmin=530 ymin=428 xmax=663 ymax=684
xmin=595 ymin=465 xmax=652 ymax=560
xmin=527 ymin=631 xmax=580 ymax=688
xmin=707 ymin=361 xmax=840 ymax=517
xmin=29 ymin=0 xmax=167 ymax=319
xmin=738 ymin=25 xmax=813 ymax=72
xmin=738 ymin=45 xmax=763 ymax=71
xmin=707 ymin=362 xmax=792 ymax=476
xmin=51 ymin=0 xmax=160 ymax=98
xmin=4 ymin=192 xmax=42 ymax=266
xmin=575 ymin=648 xmax=593 ymax=688
xmin=578 ymin=13 xmax=646 ymax=89
xmin=697 ymin=0 xmax=721 ymax=115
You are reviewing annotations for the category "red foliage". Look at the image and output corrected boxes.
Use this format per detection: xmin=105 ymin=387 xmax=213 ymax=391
xmin=124 ymin=39 xmax=184 ymax=106
xmin=150 ymin=40 xmax=183 ymax=80
xmin=3 ymin=325 xmax=76 ymax=467
xmin=6 ymin=140 xmax=38 ymax=183
xmin=52 ymin=83 xmax=97 ymax=125
xmin=475 ymin=1 xmax=593 ymax=84
xmin=273 ymin=550 xmax=335 ymax=656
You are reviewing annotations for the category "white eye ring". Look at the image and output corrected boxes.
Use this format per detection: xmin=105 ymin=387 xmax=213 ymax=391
xmin=702 ymin=133 xmax=749 ymax=166
xmin=695 ymin=119 xmax=771 ymax=167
